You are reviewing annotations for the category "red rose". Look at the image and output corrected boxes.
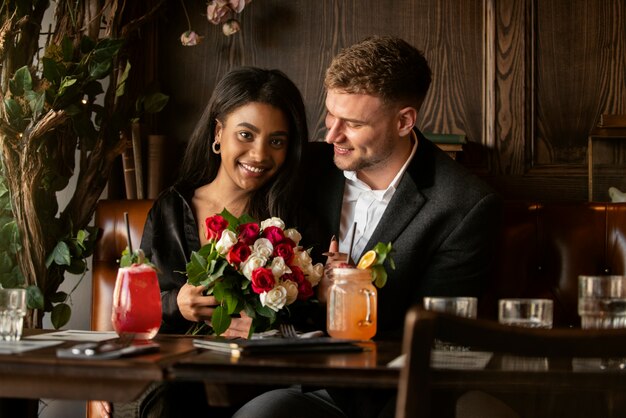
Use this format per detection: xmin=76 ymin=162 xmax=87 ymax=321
xmin=296 ymin=279 xmax=313 ymax=300
xmin=205 ymin=215 xmax=229 ymax=241
xmin=283 ymin=265 xmax=305 ymax=284
xmin=251 ymin=267 xmax=276 ymax=294
xmin=283 ymin=238 xmax=296 ymax=248
xmin=262 ymin=226 xmax=285 ymax=245
xmin=273 ymin=242 xmax=294 ymax=263
xmin=227 ymin=242 xmax=251 ymax=266
xmin=238 ymin=222 xmax=260 ymax=246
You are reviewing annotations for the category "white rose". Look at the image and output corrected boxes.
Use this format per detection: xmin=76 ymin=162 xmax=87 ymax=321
xmin=282 ymin=280 xmax=299 ymax=305
xmin=270 ymin=257 xmax=291 ymax=279
xmin=252 ymin=238 xmax=274 ymax=259
xmin=260 ymin=217 xmax=285 ymax=230
xmin=284 ymin=228 xmax=302 ymax=245
xmin=241 ymin=255 xmax=267 ymax=280
xmin=260 ymin=285 xmax=288 ymax=312
xmin=215 ymin=229 xmax=237 ymax=255
xmin=292 ymin=248 xmax=312 ymax=269
xmin=306 ymin=262 xmax=324 ymax=287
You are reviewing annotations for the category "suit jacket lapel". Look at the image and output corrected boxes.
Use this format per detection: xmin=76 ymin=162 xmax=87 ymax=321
xmin=360 ymin=171 xmax=425 ymax=260
xmin=358 ymin=131 xmax=434 ymax=261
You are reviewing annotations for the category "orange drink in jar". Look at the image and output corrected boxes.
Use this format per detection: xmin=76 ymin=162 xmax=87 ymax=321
xmin=327 ymin=268 xmax=377 ymax=340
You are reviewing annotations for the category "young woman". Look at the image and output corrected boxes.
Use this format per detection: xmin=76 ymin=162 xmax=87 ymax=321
xmin=141 ymin=66 xmax=309 ymax=336
xmin=97 ymin=67 xmax=309 ymax=418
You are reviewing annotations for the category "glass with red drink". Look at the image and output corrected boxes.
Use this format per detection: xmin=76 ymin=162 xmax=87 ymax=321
xmin=112 ymin=264 xmax=162 ymax=340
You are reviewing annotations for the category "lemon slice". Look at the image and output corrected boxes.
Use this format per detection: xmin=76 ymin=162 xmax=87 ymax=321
xmin=357 ymin=250 xmax=377 ymax=269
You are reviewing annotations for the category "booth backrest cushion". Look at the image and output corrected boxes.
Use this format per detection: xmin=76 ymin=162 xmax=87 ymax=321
xmin=483 ymin=201 xmax=626 ymax=326
xmin=91 ymin=199 xmax=153 ymax=331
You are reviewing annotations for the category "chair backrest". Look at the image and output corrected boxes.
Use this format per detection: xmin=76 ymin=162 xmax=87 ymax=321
xmin=91 ymin=199 xmax=153 ymax=331
xmin=395 ymin=306 xmax=626 ymax=418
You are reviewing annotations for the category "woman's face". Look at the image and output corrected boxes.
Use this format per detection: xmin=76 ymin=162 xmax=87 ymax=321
xmin=214 ymin=102 xmax=290 ymax=193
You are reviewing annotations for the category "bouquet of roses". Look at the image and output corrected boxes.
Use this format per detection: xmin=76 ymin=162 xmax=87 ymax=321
xmin=185 ymin=209 xmax=324 ymax=336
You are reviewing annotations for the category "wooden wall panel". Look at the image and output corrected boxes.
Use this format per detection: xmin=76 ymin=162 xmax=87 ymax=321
xmin=158 ymin=0 xmax=484 ymax=147
xmin=535 ymin=0 xmax=626 ymax=167
xmin=151 ymin=0 xmax=626 ymax=201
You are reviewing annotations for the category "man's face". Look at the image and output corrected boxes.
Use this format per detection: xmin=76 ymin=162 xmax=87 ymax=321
xmin=324 ymin=89 xmax=400 ymax=173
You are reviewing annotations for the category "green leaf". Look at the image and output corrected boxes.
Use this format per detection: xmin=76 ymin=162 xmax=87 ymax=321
xmin=0 ymin=252 xmax=12 ymax=274
xmin=61 ymin=37 xmax=73 ymax=62
xmin=92 ymin=38 xmax=125 ymax=61
xmin=0 ymin=221 xmax=20 ymax=253
xmin=42 ymin=57 xmax=63 ymax=85
xmin=143 ymin=92 xmax=169 ymax=114
xmin=27 ymin=285 xmax=44 ymax=310
xmin=186 ymin=251 xmax=209 ymax=285
xmin=219 ymin=208 xmax=240 ymax=231
xmin=88 ymin=59 xmax=112 ymax=80
xmin=24 ymin=90 xmax=45 ymax=120
xmin=4 ymin=98 xmax=24 ymax=129
xmin=371 ymin=265 xmax=387 ymax=288
xmin=12 ymin=66 xmax=32 ymax=94
xmin=66 ymin=258 xmax=86 ymax=274
xmin=83 ymin=80 xmax=104 ymax=98
xmin=204 ymin=260 xmax=228 ymax=287
xmin=223 ymin=289 xmax=239 ymax=315
xmin=47 ymin=241 xmax=71 ymax=267
xmin=211 ymin=306 xmax=231 ymax=336
xmin=80 ymin=35 xmax=96 ymax=54
xmin=256 ymin=304 xmax=276 ymax=319
xmin=116 ymin=61 xmax=131 ymax=97
xmin=49 ymin=291 xmax=68 ymax=303
xmin=51 ymin=303 xmax=72 ymax=329
xmin=57 ymin=77 xmax=78 ymax=97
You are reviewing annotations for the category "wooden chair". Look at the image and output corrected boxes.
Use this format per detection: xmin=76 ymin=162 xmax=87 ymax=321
xmin=396 ymin=306 xmax=626 ymax=418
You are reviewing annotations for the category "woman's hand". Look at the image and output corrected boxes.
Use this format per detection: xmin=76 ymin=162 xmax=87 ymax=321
xmin=210 ymin=311 xmax=253 ymax=338
xmin=177 ymin=283 xmax=219 ymax=322
xmin=178 ymin=283 xmax=253 ymax=337
xmin=318 ymin=237 xmax=351 ymax=304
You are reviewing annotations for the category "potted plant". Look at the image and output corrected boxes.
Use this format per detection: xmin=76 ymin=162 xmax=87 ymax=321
xmin=0 ymin=0 xmax=165 ymax=328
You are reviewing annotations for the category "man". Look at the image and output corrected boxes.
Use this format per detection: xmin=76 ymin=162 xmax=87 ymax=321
xmin=234 ymin=35 xmax=501 ymax=418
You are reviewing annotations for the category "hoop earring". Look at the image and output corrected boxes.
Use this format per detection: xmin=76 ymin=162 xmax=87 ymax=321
xmin=212 ymin=140 xmax=221 ymax=154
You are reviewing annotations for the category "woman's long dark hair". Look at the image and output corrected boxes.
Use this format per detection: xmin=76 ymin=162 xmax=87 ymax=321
xmin=177 ymin=67 xmax=308 ymax=225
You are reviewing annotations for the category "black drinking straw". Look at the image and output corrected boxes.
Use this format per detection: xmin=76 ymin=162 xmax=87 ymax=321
xmin=346 ymin=222 xmax=357 ymax=263
xmin=123 ymin=212 xmax=133 ymax=254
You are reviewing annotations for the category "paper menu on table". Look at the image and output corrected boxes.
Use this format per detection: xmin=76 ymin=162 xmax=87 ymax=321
xmin=387 ymin=350 xmax=493 ymax=370
xmin=0 ymin=340 xmax=62 ymax=354
xmin=25 ymin=330 xmax=118 ymax=342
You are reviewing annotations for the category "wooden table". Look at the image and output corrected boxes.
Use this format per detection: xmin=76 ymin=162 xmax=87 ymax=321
xmin=169 ymin=340 xmax=402 ymax=389
xmin=0 ymin=331 xmax=198 ymax=402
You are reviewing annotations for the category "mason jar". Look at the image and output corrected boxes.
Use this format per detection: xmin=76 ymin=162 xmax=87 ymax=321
xmin=327 ymin=268 xmax=377 ymax=340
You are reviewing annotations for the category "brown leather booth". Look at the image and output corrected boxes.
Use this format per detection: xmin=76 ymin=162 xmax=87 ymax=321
xmin=482 ymin=201 xmax=626 ymax=327
xmin=91 ymin=200 xmax=626 ymax=331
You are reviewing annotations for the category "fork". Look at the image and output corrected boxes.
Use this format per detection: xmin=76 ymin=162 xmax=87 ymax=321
xmin=279 ymin=323 xmax=298 ymax=339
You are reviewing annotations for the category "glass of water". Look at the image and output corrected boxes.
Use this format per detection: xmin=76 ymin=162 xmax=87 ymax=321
xmin=578 ymin=275 xmax=626 ymax=369
xmin=423 ymin=296 xmax=477 ymax=351
xmin=578 ymin=275 xmax=626 ymax=329
xmin=0 ymin=288 xmax=27 ymax=341
xmin=423 ymin=296 xmax=477 ymax=319
xmin=498 ymin=298 xmax=553 ymax=329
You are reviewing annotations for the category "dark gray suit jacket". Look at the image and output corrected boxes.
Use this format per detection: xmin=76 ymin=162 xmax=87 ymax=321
xmin=305 ymin=130 xmax=502 ymax=338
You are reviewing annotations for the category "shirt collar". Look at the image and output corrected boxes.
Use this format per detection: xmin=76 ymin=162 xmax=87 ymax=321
xmin=343 ymin=130 xmax=418 ymax=202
